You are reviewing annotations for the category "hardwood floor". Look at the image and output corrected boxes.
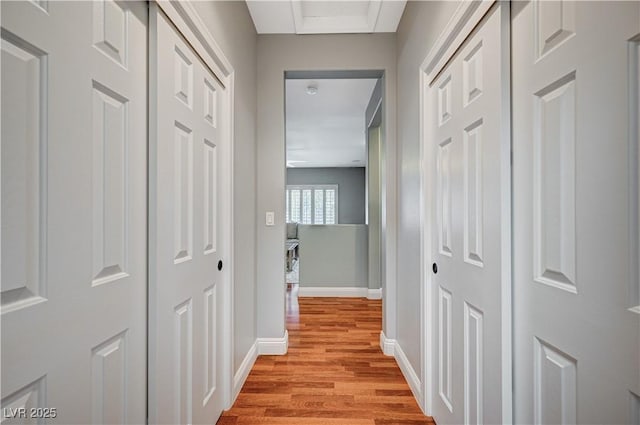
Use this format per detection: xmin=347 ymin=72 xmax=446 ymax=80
xmin=218 ymin=285 xmax=434 ymax=424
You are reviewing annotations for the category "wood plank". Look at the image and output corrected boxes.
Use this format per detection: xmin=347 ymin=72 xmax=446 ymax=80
xmin=218 ymin=286 xmax=433 ymax=424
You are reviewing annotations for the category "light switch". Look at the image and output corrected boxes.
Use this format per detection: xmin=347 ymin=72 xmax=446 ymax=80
xmin=265 ymin=211 xmax=275 ymax=226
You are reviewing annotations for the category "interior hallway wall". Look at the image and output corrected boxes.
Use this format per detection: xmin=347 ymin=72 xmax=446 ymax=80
xmin=286 ymin=167 xmax=366 ymax=224
xmin=192 ymin=1 xmax=258 ymax=375
xmin=256 ymin=33 xmax=397 ymax=340
xmin=396 ymin=0 xmax=461 ymax=379
xmin=366 ymin=78 xmax=383 ymax=292
xmin=367 ymin=126 xmax=382 ymax=290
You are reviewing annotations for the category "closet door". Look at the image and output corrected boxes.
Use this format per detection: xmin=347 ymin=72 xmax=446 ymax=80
xmin=426 ymin=4 xmax=511 ymax=424
xmin=1 ymin=1 xmax=148 ymax=423
xmin=148 ymin=6 xmax=228 ymax=424
xmin=512 ymin=1 xmax=640 ymax=423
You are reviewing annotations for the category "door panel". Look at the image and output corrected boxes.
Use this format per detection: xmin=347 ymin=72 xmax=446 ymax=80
xmin=1 ymin=1 xmax=147 ymax=423
xmin=512 ymin=1 xmax=640 ymax=423
xmin=149 ymin=7 xmax=227 ymax=424
xmin=427 ymin=4 xmax=510 ymax=424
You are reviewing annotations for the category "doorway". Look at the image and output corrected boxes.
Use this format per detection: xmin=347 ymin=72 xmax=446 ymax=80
xmin=284 ymin=72 xmax=383 ymax=302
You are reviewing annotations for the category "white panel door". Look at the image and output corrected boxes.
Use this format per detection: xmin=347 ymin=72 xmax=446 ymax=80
xmin=149 ymin=6 xmax=227 ymax=424
xmin=427 ymin=4 xmax=510 ymax=424
xmin=512 ymin=1 xmax=640 ymax=423
xmin=1 ymin=1 xmax=147 ymax=423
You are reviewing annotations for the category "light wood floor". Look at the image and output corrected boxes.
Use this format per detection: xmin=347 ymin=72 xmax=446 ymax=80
xmin=218 ymin=285 xmax=434 ymax=424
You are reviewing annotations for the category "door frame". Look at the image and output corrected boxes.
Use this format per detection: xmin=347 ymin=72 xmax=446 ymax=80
xmin=418 ymin=0 xmax=512 ymax=420
xmin=149 ymin=0 xmax=236 ymax=410
xmin=366 ymin=91 xmax=383 ymax=299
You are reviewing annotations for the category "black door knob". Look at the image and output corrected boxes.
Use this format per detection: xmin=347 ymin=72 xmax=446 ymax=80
xmin=218 ymin=260 xmax=223 ymax=271
xmin=432 ymin=263 xmax=438 ymax=274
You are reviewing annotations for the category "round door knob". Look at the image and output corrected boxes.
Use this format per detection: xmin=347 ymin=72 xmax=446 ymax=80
xmin=218 ymin=260 xmax=223 ymax=271
xmin=432 ymin=263 xmax=438 ymax=274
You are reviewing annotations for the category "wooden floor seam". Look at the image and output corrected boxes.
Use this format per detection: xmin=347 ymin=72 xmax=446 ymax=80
xmin=218 ymin=286 xmax=435 ymax=424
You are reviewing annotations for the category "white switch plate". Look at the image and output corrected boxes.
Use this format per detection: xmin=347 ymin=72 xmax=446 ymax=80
xmin=265 ymin=211 xmax=275 ymax=226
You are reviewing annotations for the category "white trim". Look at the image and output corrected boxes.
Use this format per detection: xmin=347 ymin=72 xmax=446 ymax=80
xmin=379 ymin=333 xmax=424 ymax=413
xmin=257 ymin=331 xmax=289 ymax=355
xmin=290 ymin=0 xmax=382 ymax=34
xmin=154 ymin=0 xmax=232 ymax=81
xmin=367 ymin=288 xmax=382 ymax=300
xmin=297 ymin=287 xmax=369 ymax=298
xmin=418 ymin=66 xmax=433 ymax=414
xmin=226 ymin=72 xmax=237 ymax=411
xmin=233 ymin=341 xmax=258 ymax=402
xmin=394 ymin=340 xmax=423 ymax=411
xmin=367 ymin=96 xmax=383 ymax=129
xmin=379 ymin=331 xmax=395 ymax=356
xmin=497 ymin=4 xmax=513 ymax=422
xmin=629 ymin=36 xmax=640 ymax=315
xmin=420 ymin=0 xmax=495 ymax=85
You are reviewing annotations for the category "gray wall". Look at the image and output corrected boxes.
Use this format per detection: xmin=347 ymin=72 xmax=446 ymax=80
xmin=191 ymin=0 xmax=462 ymax=382
xmin=396 ymin=1 xmax=460 ymax=378
xmin=367 ymin=126 xmax=382 ymax=291
xmin=366 ymin=78 xmax=383 ymax=127
xmin=256 ymin=33 xmax=397 ymax=340
xmin=192 ymin=1 xmax=257 ymax=375
xmin=366 ymin=79 xmax=383 ymax=292
xmin=286 ymin=167 xmax=366 ymax=224
xmin=298 ymin=225 xmax=368 ymax=287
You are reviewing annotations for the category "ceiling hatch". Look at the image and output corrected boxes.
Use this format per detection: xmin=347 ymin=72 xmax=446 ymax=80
xmin=246 ymin=0 xmax=408 ymax=34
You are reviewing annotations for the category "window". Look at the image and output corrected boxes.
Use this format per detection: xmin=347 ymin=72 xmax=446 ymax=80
xmin=290 ymin=189 xmax=301 ymax=223
xmin=286 ymin=185 xmax=338 ymax=224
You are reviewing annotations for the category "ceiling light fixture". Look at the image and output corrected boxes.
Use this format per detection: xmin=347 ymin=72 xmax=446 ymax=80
xmin=306 ymin=82 xmax=318 ymax=95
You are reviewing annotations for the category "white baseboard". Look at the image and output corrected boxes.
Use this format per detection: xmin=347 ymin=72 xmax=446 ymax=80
xmin=367 ymin=288 xmax=382 ymax=299
xmin=232 ymin=332 xmax=288 ymax=404
xmin=298 ymin=286 xmax=381 ymax=299
xmin=380 ymin=331 xmax=395 ymax=356
xmin=380 ymin=331 xmax=423 ymax=408
xmin=257 ymin=330 xmax=289 ymax=355
xmin=233 ymin=341 xmax=257 ymax=402
xmin=393 ymin=340 xmax=423 ymax=406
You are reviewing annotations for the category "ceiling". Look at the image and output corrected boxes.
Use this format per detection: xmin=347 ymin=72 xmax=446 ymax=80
xmin=246 ymin=1 xmax=407 ymax=34
xmin=286 ymin=78 xmax=378 ymax=168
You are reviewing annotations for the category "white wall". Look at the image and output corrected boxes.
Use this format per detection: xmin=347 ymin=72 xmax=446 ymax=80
xmin=191 ymin=1 xmax=258 ymax=375
xmin=256 ymin=33 xmax=397 ymax=340
xmin=286 ymin=167 xmax=366 ymax=224
xmin=395 ymin=0 xmax=461 ymax=379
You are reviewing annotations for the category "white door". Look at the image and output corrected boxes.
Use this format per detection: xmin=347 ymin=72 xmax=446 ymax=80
xmin=148 ymin=6 xmax=228 ymax=424
xmin=1 ymin=1 xmax=147 ymax=423
xmin=512 ymin=1 xmax=640 ymax=423
xmin=427 ymin=4 xmax=510 ymax=424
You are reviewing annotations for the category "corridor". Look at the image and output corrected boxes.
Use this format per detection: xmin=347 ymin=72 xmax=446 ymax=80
xmin=2 ymin=1 xmax=638 ymax=423
xmin=219 ymin=287 xmax=432 ymax=424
